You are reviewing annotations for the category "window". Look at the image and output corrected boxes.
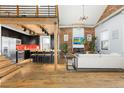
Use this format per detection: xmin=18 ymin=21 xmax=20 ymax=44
xmin=100 ymin=30 xmax=109 ymax=50
xmin=40 ymin=36 xmax=51 ymax=50
xmin=42 ymin=37 xmax=50 ymax=50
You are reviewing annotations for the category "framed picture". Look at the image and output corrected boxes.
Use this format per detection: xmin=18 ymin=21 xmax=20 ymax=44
xmin=101 ymin=40 xmax=109 ymax=50
xmin=87 ymin=34 xmax=92 ymax=41
xmin=73 ymin=37 xmax=84 ymax=45
xmin=112 ymin=30 xmax=119 ymax=39
xmin=64 ymin=34 xmax=68 ymax=41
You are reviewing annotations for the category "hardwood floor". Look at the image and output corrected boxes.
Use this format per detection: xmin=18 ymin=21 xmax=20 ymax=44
xmin=1 ymin=63 xmax=124 ymax=88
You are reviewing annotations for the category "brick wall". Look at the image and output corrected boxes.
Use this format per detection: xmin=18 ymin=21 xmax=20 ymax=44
xmin=98 ymin=5 xmax=123 ymax=22
xmin=59 ymin=27 xmax=95 ymax=53
xmin=60 ymin=28 xmax=73 ymax=52
xmin=84 ymin=27 xmax=95 ymax=36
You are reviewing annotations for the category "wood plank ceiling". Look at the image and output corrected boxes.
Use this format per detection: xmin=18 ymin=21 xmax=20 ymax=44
xmin=5 ymin=24 xmax=55 ymax=35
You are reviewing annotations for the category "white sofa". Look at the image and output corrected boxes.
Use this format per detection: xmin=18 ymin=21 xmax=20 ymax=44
xmin=74 ymin=53 xmax=124 ymax=69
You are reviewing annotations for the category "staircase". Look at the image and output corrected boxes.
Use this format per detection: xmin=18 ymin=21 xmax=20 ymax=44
xmin=0 ymin=56 xmax=20 ymax=78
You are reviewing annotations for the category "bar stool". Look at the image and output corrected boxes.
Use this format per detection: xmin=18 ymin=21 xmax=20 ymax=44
xmin=50 ymin=51 xmax=54 ymax=64
xmin=37 ymin=51 xmax=43 ymax=64
xmin=35 ymin=51 xmax=39 ymax=63
xmin=30 ymin=51 xmax=35 ymax=63
xmin=39 ymin=52 xmax=44 ymax=64
xmin=45 ymin=52 xmax=51 ymax=64
xmin=32 ymin=51 xmax=37 ymax=63
xmin=37 ymin=52 xmax=40 ymax=63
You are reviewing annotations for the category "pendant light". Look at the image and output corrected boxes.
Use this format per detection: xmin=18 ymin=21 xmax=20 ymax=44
xmin=80 ymin=5 xmax=88 ymax=24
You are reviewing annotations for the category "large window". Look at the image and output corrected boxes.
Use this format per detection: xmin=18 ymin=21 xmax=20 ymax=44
xmin=42 ymin=37 xmax=50 ymax=50
xmin=40 ymin=36 xmax=51 ymax=50
xmin=100 ymin=30 xmax=109 ymax=50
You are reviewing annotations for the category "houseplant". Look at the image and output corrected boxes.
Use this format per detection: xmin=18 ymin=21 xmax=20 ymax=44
xmin=89 ymin=36 xmax=96 ymax=52
xmin=60 ymin=43 xmax=68 ymax=55
xmin=84 ymin=36 xmax=96 ymax=53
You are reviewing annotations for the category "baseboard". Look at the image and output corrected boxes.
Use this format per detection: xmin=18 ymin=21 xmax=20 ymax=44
xmin=76 ymin=68 xmax=124 ymax=72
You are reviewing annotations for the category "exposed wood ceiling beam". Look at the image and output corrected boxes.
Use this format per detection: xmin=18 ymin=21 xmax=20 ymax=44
xmin=95 ymin=6 xmax=124 ymax=27
xmin=1 ymin=24 xmax=31 ymax=35
xmin=37 ymin=24 xmax=49 ymax=35
xmin=17 ymin=24 xmax=39 ymax=35
xmin=0 ymin=18 xmax=58 ymax=24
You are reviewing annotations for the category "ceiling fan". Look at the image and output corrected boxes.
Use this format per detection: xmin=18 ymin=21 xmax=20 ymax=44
xmin=80 ymin=5 xmax=88 ymax=24
xmin=73 ymin=5 xmax=88 ymax=26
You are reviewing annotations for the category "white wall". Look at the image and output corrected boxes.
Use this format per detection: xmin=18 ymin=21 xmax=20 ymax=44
xmin=95 ymin=13 xmax=124 ymax=55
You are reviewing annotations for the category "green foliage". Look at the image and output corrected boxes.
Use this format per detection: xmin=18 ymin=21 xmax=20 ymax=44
xmin=84 ymin=36 xmax=96 ymax=52
xmin=89 ymin=36 xmax=96 ymax=52
xmin=60 ymin=43 xmax=68 ymax=54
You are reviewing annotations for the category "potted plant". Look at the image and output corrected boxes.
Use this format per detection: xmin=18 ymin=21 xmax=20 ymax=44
xmin=60 ymin=43 xmax=68 ymax=55
xmin=89 ymin=36 xmax=96 ymax=53
xmin=84 ymin=36 xmax=96 ymax=54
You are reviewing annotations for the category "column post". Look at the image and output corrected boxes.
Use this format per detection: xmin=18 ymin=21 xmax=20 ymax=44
xmin=0 ymin=24 xmax=1 ymax=55
xmin=36 ymin=5 xmax=39 ymax=17
xmin=16 ymin=5 xmax=19 ymax=16
xmin=54 ymin=22 xmax=58 ymax=70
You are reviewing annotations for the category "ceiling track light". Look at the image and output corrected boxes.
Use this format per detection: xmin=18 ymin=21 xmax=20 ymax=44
xmin=23 ymin=27 xmax=26 ymax=31
xmin=29 ymin=30 xmax=32 ymax=34
xmin=35 ymin=33 xmax=38 ymax=35
xmin=33 ymin=32 xmax=35 ymax=35
xmin=32 ymin=32 xmax=34 ymax=35
xmin=37 ymin=25 xmax=49 ymax=35
xmin=41 ymin=27 xmax=49 ymax=35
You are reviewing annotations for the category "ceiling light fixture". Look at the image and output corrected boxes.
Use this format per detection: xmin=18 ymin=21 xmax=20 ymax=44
xmin=23 ymin=27 xmax=26 ymax=31
xmin=72 ymin=5 xmax=88 ymax=26
xmin=80 ymin=5 xmax=88 ymax=24
xmin=38 ymin=25 xmax=49 ymax=35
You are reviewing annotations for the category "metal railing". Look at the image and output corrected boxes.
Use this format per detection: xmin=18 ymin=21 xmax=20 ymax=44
xmin=0 ymin=5 xmax=58 ymax=18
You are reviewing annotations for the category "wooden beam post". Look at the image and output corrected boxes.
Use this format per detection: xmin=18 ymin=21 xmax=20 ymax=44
xmin=0 ymin=18 xmax=58 ymax=24
xmin=48 ymin=5 xmax=50 ymax=17
xmin=54 ymin=22 xmax=58 ymax=71
xmin=36 ymin=5 xmax=39 ymax=17
xmin=16 ymin=5 xmax=19 ymax=16
xmin=56 ymin=5 xmax=58 ymax=17
xmin=0 ymin=24 xmax=1 ymax=55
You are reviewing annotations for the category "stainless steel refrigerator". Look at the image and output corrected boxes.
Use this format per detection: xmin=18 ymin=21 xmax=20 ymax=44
xmin=2 ymin=36 xmax=17 ymax=63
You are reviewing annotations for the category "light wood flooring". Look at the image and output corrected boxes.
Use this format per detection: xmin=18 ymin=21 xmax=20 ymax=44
xmin=1 ymin=63 xmax=124 ymax=88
